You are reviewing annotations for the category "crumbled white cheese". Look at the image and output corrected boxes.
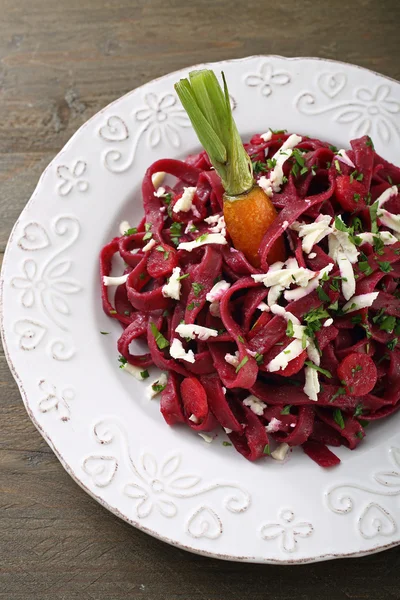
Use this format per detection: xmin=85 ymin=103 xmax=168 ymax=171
xmin=324 ymin=318 xmax=334 ymax=327
xmin=284 ymin=263 xmax=334 ymax=302
xmin=170 ymin=338 xmax=195 ymax=363
xmin=269 ymin=304 xmax=300 ymax=325
xmin=267 ymin=339 xmax=307 ymax=373
xmin=162 ymin=267 xmax=182 ymax=300
xmin=121 ymin=363 xmax=148 ymax=380
xmin=222 ymin=387 xmax=227 ymax=395
xmin=224 ymin=427 xmax=232 ymax=434
xmin=258 ymin=134 xmax=303 ymax=197
xmin=303 ymin=366 xmax=320 ymax=401
xmin=358 ymin=231 xmax=398 ymax=245
xmin=329 ymin=217 xmax=359 ymax=264
xmin=206 ymin=280 xmax=230 ymax=303
xmin=152 ymin=171 xmax=166 ymax=189
xmin=205 ymin=214 xmax=226 ymax=235
xmin=189 ymin=414 xmax=199 ymax=424
xmin=282 ymin=220 xmax=289 ymax=230
xmin=342 ymin=292 xmax=379 ymax=313
xmin=142 ymin=238 xmax=156 ymax=252
xmin=377 ymin=185 xmax=399 ymax=209
xmin=154 ymin=186 xmax=167 ymax=198
xmin=198 ymin=432 xmax=214 ymax=443
xmin=173 ymin=186 xmax=197 ymax=213
xmin=265 ymin=417 xmax=282 ymax=433
xmin=335 ymin=149 xmax=355 ymax=168
xmin=119 ymin=220 xmax=131 ymax=235
xmin=308 ymin=252 xmax=317 ymax=259
xmin=337 ymin=250 xmax=355 ymax=301
xmin=306 ymin=341 xmax=320 ymax=366
xmin=204 ymin=214 xmax=221 ymax=225
xmin=290 ymin=214 xmax=333 ymax=254
xmin=257 ymin=302 xmax=270 ymax=312
xmin=378 ymin=209 xmax=400 ymax=234
xmin=271 ymin=443 xmax=290 ymax=461
xmin=178 ymin=233 xmax=227 ymax=252
xmin=175 ymin=323 xmax=218 ymax=341
xmin=146 ymin=373 xmax=168 ymax=399
xmin=260 ymin=131 xmax=273 ymax=142
xmin=103 ymin=274 xmax=129 ymax=286
xmin=225 ymin=352 xmax=240 ymax=367
xmin=243 ymin=394 xmax=267 ymax=416
xmin=268 ymin=285 xmax=284 ymax=306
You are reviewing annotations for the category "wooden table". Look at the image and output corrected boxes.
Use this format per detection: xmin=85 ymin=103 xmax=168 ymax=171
xmin=1 ymin=1 xmax=400 ymax=597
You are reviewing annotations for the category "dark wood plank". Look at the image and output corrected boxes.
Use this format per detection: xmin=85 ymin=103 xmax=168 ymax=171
xmin=1 ymin=0 xmax=400 ymax=597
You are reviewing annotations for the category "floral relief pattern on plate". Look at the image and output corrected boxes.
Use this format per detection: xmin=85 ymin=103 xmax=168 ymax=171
xmin=82 ymin=419 xmax=250 ymax=538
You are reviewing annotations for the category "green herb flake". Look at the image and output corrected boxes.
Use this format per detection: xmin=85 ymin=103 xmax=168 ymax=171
xmin=329 ymin=145 xmax=339 ymax=153
xmin=252 ymin=161 xmax=267 ymax=174
xmin=286 ymin=320 xmax=294 ymax=338
xmin=109 ymin=309 xmax=117 ymax=314
xmin=238 ymin=335 xmax=245 ymax=343
xmin=317 ymin=285 xmax=330 ymax=303
xmin=124 ymin=227 xmax=138 ymax=236
xmin=358 ymin=261 xmax=373 ymax=276
xmin=266 ymin=158 xmax=277 ymax=169
xmin=254 ymin=352 xmax=264 ymax=365
xmin=140 ymin=370 xmax=150 ymax=379
xmin=378 ymin=261 xmax=393 ymax=273
xmin=373 ymin=236 xmax=385 ymax=255
xmin=369 ymin=201 xmax=379 ymax=234
xmin=379 ymin=315 xmax=396 ymax=333
xmin=305 ymin=361 xmax=332 ymax=378
xmin=196 ymin=234 xmax=209 ymax=243
xmin=192 ymin=282 xmax=204 ymax=297
xmin=100 ymin=331 xmax=110 ymax=335
xmin=152 ymin=380 xmax=167 ymax=394
xmin=333 ymin=408 xmax=345 ymax=430
xmin=354 ymin=404 xmax=364 ymax=417
xmin=235 ymin=356 xmax=249 ymax=373
xmin=118 ymin=355 xmax=127 ymax=368
xmin=281 ymin=405 xmax=292 ymax=415
xmin=177 ymin=273 xmax=190 ymax=281
xmin=387 ymin=337 xmax=398 ymax=351
xmin=222 ymin=441 xmax=232 ymax=447
xmin=263 ymin=444 xmax=271 ymax=455
xmin=334 ymin=159 xmax=342 ymax=173
xmin=331 ymin=387 xmax=345 ymax=402
xmin=143 ymin=232 xmax=153 ymax=242
xmin=139 ymin=273 xmax=146 ymax=280
xmin=270 ymin=129 xmax=288 ymax=134
xmin=150 ymin=322 xmax=170 ymax=350
xmin=187 ymin=301 xmax=200 ymax=311
xmin=366 ymin=136 xmax=374 ymax=149
xmin=356 ymin=431 xmax=364 ymax=439
xmin=353 ymin=193 xmax=361 ymax=203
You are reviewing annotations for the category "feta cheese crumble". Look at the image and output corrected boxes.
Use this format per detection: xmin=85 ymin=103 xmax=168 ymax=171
xmin=243 ymin=395 xmax=267 ymax=416
xmin=175 ymin=323 xmax=218 ymax=341
xmin=178 ymin=233 xmax=227 ymax=252
xmin=170 ymin=338 xmax=195 ymax=363
xmin=162 ymin=267 xmax=182 ymax=300
xmin=173 ymin=187 xmax=197 ymax=213
xmin=103 ymin=274 xmax=129 ymax=286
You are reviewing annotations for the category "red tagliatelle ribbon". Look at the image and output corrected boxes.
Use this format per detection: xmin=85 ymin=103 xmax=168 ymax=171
xmin=100 ymin=134 xmax=400 ymax=467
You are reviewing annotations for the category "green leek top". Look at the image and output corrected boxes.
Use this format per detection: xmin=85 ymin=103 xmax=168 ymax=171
xmin=175 ymin=69 xmax=254 ymax=197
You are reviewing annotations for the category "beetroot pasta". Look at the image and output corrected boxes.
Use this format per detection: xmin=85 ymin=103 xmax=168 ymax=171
xmin=100 ymin=70 xmax=400 ymax=467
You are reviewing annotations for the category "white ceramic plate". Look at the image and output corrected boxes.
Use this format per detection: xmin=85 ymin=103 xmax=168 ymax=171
xmin=2 ymin=56 xmax=400 ymax=564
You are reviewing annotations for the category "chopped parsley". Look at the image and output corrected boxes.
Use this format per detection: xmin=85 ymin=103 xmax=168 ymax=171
xmin=358 ymin=261 xmax=373 ymax=276
xmin=163 ymin=193 xmax=172 ymax=205
xmin=100 ymin=331 xmax=110 ymax=335
xmin=334 ymin=159 xmax=342 ymax=173
xmin=331 ymin=387 xmax=345 ymax=402
xmin=156 ymin=245 xmax=170 ymax=260
xmin=270 ymin=128 xmax=287 ymax=134
xmin=329 ymin=145 xmax=338 ymax=153
xmin=238 ymin=335 xmax=245 ymax=343
xmin=152 ymin=380 xmax=167 ymax=394
xmin=222 ymin=441 xmax=232 ymax=447
xmin=235 ymin=356 xmax=248 ymax=373
xmin=118 ymin=355 xmax=127 ymax=368
xmin=187 ymin=301 xmax=201 ymax=311
xmin=356 ymin=431 xmax=364 ymax=439
xmin=373 ymin=236 xmax=385 ymax=255
xmin=351 ymin=365 xmax=362 ymax=375
xmin=286 ymin=320 xmax=294 ymax=338
xmin=377 ymin=261 xmax=392 ymax=273
xmin=150 ymin=322 xmax=170 ymax=350
xmin=196 ymin=234 xmax=208 ymax=243
xmin=139 ymin=273 xmax=146 ymax=280
xmin=143 ymin=222 xmax=153 ymax=241
xmin=354 ymin=404 xmax=364 ymax=417
xmin=281 ymin=405 xmax=292 ymax=415
xmin=366 ymin=136 xmax=374 ymax=149
xmin=109 ymin=309 xmax=117 ymax=314
xmin=192 ymin=282 xmax=204 ymax=297
xmin=170 ymin=222 xmax=182 ymax=245
xmin=266 ymin=157 xmax=277 ymax=169
xmin=350 ymin=170 xmax=364 ymax=183
xmin=252 ymin=160 xmax=267 ymax=174
xmin=387 ymin=337 xmax=398 ymax=351
xmin=124 ymin=227 xmax=137 ymax=236
xmin=140 ymin=370 xmax=149 ymax=379
xmin=369 ymin=201 xmax=379 ymax=234
xmin=353 ymin=193 xmax=361 ymax=203
xmin=254 ymin=352 xmax=264 ymax=365
xmin=305 ymin=361 xmax=332 ymax=378
xmin=263 ymin=444 xmax=271 ymax=455
xmin=353 ymin=217 xmax=363 ymax=232
xmin=317 ymin=285 xmax=330 ymax=303
xmin=177 ymin=273 xmax=190 ymax=281
xmin=303 ymin=306 xmax=330 ymax=342
xmin=333 ymin=408 xmax=345 ymax=429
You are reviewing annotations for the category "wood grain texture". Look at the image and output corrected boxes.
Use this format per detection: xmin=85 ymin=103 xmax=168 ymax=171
xmin=1 ymin=0 xmax=400 ymax=597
